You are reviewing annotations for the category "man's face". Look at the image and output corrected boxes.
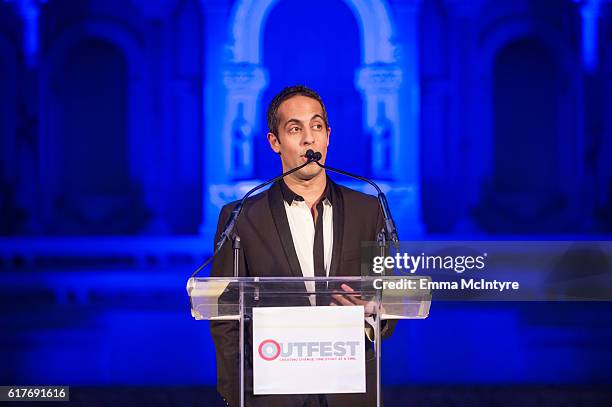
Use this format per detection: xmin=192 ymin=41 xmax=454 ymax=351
xmin=267 ymin=95 xmax=330 ymax=180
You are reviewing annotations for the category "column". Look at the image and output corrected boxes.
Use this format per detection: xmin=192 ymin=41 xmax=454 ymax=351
xmin=377 ymin=0 xmax=424 ymax=236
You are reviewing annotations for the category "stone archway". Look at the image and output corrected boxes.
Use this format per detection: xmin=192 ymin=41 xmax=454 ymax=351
xmin=224 ymin=0 xmax=399 ymax=179
xmin=472 ymin=20 xmax=583 ymax=232
xmin=40 ymin=21 xmax=154 ymax=233
xmin=201 ymin=0 xmax=424 ymax=238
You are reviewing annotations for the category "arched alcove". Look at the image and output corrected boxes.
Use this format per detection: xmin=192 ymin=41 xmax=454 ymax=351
xmin=0 ymin=34 xmax=20 ymax=234
xmin=61 ymin=39 xmax=129 ymax=194
xmin=201 ymin=0 xmax=424 ymax=239
xmin=256 ymin=0 xmax=364 ymax=180
xmin=50 ymin=38 xmax=148 ymax=234
xmin=470 ymin=12 xmax=584 ymax=234
xmin=493 ymin=38 xmax=558 ymax=193
xmin=474 ymin=36 xmax=571 ymax=233
xmin=40 ymin=20 xmax=152 ymax=234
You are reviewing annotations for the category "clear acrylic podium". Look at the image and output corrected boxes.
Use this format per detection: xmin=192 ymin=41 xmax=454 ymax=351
xmin=187 ymin=276 xmax=431 ymax=407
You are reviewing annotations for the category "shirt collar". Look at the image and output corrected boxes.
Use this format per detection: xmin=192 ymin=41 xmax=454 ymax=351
xmin=279 ymin=178 xmax=333 ymax=206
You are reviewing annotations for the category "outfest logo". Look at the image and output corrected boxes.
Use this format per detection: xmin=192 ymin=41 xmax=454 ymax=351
xmin=257 ymin=339 xmax=360 ymax=362
xmin=258 ymin=339 xmax=281 ymax=361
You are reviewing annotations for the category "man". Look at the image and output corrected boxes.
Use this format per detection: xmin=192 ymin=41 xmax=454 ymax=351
xmin=210 ymin=85 xmax=393 ymax=406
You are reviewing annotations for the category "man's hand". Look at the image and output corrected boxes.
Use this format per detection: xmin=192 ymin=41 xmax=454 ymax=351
xmin=330 ymin=284 xmax=377 ymax=315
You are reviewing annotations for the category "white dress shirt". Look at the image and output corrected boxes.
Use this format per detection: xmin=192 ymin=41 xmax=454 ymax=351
xmin=279 ymin=180 xmax=384 ymax=339
xmin=281 ymin=181 xmax=333 ymax=305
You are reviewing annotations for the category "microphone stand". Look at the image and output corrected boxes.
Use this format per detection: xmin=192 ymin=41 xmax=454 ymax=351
xmin=309 ymin=155 xmax=400 ymax=249
xmin=188 ymin=151 xmax=329 ymax=407
xmin=310 ymin=153 xmax=398 ymax=407
xmin=190 ymin=155 xmax=318 ymax=279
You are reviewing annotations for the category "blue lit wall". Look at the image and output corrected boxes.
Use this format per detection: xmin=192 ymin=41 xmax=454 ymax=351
xmin=1 ymin=0 xmax=612 ymax=398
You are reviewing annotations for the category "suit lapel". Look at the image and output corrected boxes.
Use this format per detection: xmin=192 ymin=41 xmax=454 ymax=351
xmin=267 ymin=182 xmax=303 ymax=278
xmin=328 ymin=179 xmax=344 ymax=277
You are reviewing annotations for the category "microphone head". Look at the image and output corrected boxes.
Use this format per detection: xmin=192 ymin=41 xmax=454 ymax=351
xmin=305 ymin=149 xmax=322 ymax=162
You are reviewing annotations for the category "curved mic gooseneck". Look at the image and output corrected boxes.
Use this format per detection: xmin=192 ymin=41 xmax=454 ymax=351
xmin=306 ymin=149 xmax=400 ymax=248
xmin=190 ymin=152 xmax=319 ymax=278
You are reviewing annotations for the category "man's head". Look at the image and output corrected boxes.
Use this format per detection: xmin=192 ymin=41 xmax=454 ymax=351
xmin=266 ymin=85 xmax=330 ymax=180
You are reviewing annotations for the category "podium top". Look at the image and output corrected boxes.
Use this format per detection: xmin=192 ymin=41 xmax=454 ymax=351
xmin=187 ymin=275 xmax=431 ymax=321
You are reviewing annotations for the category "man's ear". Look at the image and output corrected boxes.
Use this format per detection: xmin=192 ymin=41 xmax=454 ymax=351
xmin=267 ymin=132 xmax=281 ymax=154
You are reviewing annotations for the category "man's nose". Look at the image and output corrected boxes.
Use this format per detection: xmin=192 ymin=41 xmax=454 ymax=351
xmin=302 ymin=128 xmax=315 ymax=145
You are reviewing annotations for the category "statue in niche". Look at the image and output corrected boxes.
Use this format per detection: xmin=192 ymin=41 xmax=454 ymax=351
xmin=231 ymin=103 xmax=253 ymax=177
xmin=371 ymin=101 xmax=393 ymax=177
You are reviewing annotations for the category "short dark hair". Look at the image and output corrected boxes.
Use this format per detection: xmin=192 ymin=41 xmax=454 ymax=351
xmin=266 ymin=85 xmax=329 ymax=137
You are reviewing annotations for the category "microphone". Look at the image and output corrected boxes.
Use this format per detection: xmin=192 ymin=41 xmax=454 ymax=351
xmin=191 ymin=151 xmax=318 ymax=278
xmin=307 ymin=150 xmax=400 ymax=248
xmin=305 ymin=149 xmax=322 ymax=161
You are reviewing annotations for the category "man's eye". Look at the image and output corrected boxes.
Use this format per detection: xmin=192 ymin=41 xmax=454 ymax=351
xmin=313 ymin=124 xmax=323 ymax=130
xmin=289 ymin=127 xmax=300 ymax=133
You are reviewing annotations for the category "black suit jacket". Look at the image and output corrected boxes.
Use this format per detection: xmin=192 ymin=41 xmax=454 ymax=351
xmin=210 ymin=178 xmax=393 ymax=407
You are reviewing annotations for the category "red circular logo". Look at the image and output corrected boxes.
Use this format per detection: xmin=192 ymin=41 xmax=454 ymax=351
xmin=258 ymin=339 xmax=281 ymax=361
